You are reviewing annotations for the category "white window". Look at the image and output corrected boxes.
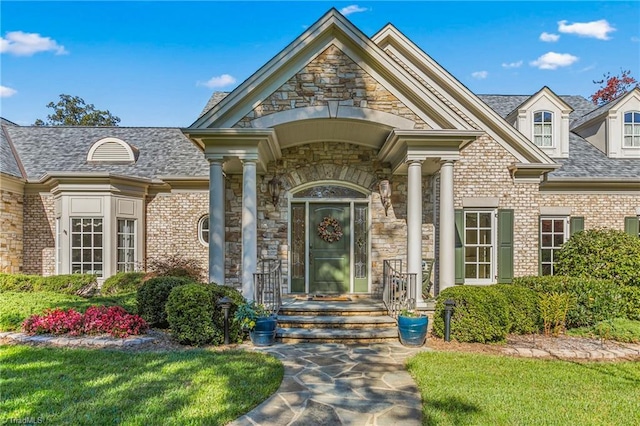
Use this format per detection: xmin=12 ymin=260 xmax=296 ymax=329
xmin=623 ymin=111 xmax=640 ymax=148
xmin=533 ymin=111 xmax=553 ymax=147
xmin=540 ymin=217 xmax=568 ymax=276
xmin=70 ymin=218 xmax=103 ymax=277
xmin=117 ymin=219 xmax=136 ymax=272
xmin=198 ymin=215 xmax=209 ymax=246
xmin=464 ymin=210 xmax=497 ymax=284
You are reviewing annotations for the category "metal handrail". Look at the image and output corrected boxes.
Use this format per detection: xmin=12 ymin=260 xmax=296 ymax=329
xmin=253 ymin=259 xmax=282 ymax=315
xmin=382 ymin=259 xmax=417 ymax=318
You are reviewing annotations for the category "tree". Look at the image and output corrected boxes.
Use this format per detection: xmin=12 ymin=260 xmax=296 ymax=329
xmin=34 ymin=94 xmax=121 ymax=126
xmin=590 ymin=70 xmax=638 ymax=106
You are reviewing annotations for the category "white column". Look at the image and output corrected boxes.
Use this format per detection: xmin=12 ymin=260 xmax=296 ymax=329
xmin=439 ymin=160 xmax=455 ymax=291
xmin=241 ymin=159 xmax=258 ymax=301
xmin=209 ymin=160 xmax=226 ymax=285
xmin=407 ymin=160 xmax=423 ymax=304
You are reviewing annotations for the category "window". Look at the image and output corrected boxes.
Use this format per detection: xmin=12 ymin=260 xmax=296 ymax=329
xmin=70 ymin=218 xmax=103 ymax=276
xmin=533 ymin=111 xmax=553 ymax=147
xmin=464 ymin=211 xmax=496 ymax=283
xmin=198 ymin=215 xmax=209 ymax=246
xmin=540 ymin=217 xmax=568 ymax=275
xmin=117 ymin=219 xmax=136 ymax=272
xmin=55 ymin=218 xmax=62 ymax=275
xmin=623 ymin=112 xmax=640 ymax=148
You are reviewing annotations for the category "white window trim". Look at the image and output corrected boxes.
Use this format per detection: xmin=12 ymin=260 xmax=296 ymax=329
xmin=70 ymin=217 xmax=104 ymax=277
xmin=623 ymin=111 xmax=640 ymax=149
xmin=116 ymin=218 xmax=137 ymax=272
xmin=539 ymin=216 xmax=569 ymax=276
xmin=463 ymin=209 xmax=497 ymax=285
xmin=533 ymin=110 xmax=554 ymax=148
xmin=198 ymin=214 xmax=209 ymax=247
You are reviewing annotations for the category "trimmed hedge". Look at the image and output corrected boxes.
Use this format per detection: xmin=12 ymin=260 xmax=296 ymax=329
xmin=621 ymin=286 xmax=640 ymax=321
xmin=513 ymin=276 xmax=624 ymax=328
xmin=432 ymin=286 xmax=510 ymax=343
xmin=0 ymin=273 xmax=97 ymax=295
xmin=166 ymin=283 xmax=245 ymax=346
xmin=136 ymin=276 xmax=194 ymax=327
xmin=493 ymin=284 xmax=541 ymax=334
xmin=101 ymin=272 xmax=146 ymax=296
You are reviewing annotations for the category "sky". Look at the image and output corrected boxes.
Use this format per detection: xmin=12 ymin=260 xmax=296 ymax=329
xmin=1 ymin=1 xmax=639 ymax=127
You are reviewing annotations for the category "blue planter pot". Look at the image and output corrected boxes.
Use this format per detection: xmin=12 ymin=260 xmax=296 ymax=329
xmin=398 ymin=315 xmax=428 ymax=347
xmin=250 ymin=317 xmax=277 ymax=346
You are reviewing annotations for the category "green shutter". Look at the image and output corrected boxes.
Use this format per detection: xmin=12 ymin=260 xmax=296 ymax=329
xmin=570 ymin=217 xmax=584 ymax=236
xmin=455 ymin=209 xmax=464 ymax=284
xmin=497 ymin=209 xmax=514 ymax=283
xmin=624 ymin=216 xmax=640 ymax=237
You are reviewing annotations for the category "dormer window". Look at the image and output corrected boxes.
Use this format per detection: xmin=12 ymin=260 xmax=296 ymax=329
xmin=533 ymin=111 xmax=553 ymax=147
xmin=87 ymin=137 xmax=137 ymax=163
xmin=623 ymin=111 xmax=640 ymax=148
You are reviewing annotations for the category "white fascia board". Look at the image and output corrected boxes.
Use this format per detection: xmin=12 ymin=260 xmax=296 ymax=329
xmin=0 ymin=173 xmax=25 ymax=193
xmin=372 ymin=25 xmax=555 ymax=165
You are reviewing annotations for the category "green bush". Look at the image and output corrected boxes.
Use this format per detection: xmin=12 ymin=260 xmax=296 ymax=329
xmin=569 ymin=318 xmax=640 ymax=344
xmin=513 ymin=276 xmax=624 ymax=328
xmin=137 ymin=276 xmax=193 ymax=327
xmin=620 ymin=286 xmax=640 ymax=321
xmin=0 ymin=273 xmax=97 ymax=295
xmin=493 ymin=284 xmax=541 ymax=334
xmin=432 ymin=286 xmax=510 ymax=343
xmin=101 ymin=272 xmax=146 ymax=296
xmin=166 ymin=283 xmax=246 ymax=346
xmin=555 ymin=228 xmax=640 ymax=287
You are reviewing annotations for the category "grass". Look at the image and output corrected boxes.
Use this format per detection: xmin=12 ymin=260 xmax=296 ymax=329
xmin=407 ymin=351 xmax=640 ymax=425
xmin=0 ymin=345 xmax=283 ymax=425
xmin=0 ymin=291 xmax=137 ymax=331
xmin=568 ymin=318 xmax=640 ymax=343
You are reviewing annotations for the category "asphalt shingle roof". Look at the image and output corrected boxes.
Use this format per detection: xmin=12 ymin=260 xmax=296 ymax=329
xmin=4 ymin=126 xmax=209 ymax=181
xmin=477 ymin=94 xmax=595 ymax=124
xmin=1 ymin=125 xmax=23 ymax=178
xmin=199 ymin=92 xmax=230 ymax=119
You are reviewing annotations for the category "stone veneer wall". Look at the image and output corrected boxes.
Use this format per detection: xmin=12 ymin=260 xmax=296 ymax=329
xmin=234 ymin=45 xmax=428 ymax=129
xmin=145 ymin=191 xmax=209 ymax=281
xmin=1 ymin=188 xmax=24 ymax=273
xmin=23 ymin=193 xmax=56 ymax=275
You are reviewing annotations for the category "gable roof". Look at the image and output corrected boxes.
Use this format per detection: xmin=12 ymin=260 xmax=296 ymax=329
xmin=478 ymin=94 xmax=593 ymax=124
xmin=4 ymin=126 xmax=208 ymax=181
xmin=570 ymin=88 xmax=640 ymax=130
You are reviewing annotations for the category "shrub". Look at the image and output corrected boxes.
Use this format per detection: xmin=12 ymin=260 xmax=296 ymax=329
xmin=147 ymin=255 xmax=206 ymax=283
xmin=555 ymin=228 xmax=640 ymax=287
xmin=539 ymin=293 xmax=573 ymax=336
xmin=22 ymin=306 xmax=147 ymax=338
xmin=620 ymin=286 xmax=640 ymax=321
xmin=493 ymin=284 xmax=541 ymax=334
xmin=432 ymin=286 xmax=509 ymax=343
xmin=166 ymin=283 xmax=245 ymax=346
xmin=137 ymin=276 xmax=193 ymax=327
xmin=513 ymin=276 xmax=624 ymax=328
xmin=0 ymin=273 xmax=97 ymax=295
xmin=101 ymin=272 xmax=146 ymax=296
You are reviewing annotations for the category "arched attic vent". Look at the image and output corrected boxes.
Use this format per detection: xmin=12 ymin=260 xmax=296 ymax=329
xmin=87 ymin=137 xmax=138 ymax=163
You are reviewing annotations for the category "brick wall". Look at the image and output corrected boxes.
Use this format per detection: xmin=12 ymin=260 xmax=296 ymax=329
xmin=0 ymin=188 xmax=24 ymax=273
xmin=23 ymin=193 xmax=55 ymax=275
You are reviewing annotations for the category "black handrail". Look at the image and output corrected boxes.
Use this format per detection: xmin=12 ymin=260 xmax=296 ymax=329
xmin=253 ymin=259 xmax=282 ymax=315
xmin=382 ymin=259 xmax=417 ymax=318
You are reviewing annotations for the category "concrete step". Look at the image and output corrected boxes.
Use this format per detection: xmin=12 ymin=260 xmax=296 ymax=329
xmin=279 ymin=302 xmax=388 ymax=317
xmin=276 ymin=327 xmax=399 ymax=344
xmin=276 ymin=315 xmax=397 ymax=329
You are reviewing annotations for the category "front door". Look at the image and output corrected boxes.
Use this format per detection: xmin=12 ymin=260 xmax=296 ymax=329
xmin=309 ymin=204 xmax=350 ymax=293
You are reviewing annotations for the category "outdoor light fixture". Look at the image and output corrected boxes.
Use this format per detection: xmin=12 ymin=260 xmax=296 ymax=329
xmin=267 ymin=177 xmax=282 ymax=207
xmin=379 ymin=179 xmax=392 ymax=216
xmin=217 ymin=296 xmax=233 ymax=345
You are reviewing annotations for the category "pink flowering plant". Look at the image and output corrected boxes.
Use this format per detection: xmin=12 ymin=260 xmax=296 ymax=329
xmin=22 ymin=306 xmax=148 ymax=338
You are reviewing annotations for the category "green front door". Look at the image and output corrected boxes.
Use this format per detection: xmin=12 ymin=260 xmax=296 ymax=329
xmin=309 ymin=204 xmax=350 ymax=293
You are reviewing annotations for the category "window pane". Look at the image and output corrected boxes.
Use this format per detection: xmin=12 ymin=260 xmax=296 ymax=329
xmin=554 ymin=234 xmax=565 ymax=247
xmin=466 ymin=213 xmax=477 ymax=227
xmin=465 ymin=264 xmax=476 ymax=279
xmin=466 ymin=229 xmax=477 ymax=245
xmin=94 ymin=233 xmax=103 ymax=248
xmin=72 ymin=219 xmax=82 ymax=232
xmin=544 ymin=112 xmax=552 ymax=122
xmin=479 ymin=229 xmax=491 ymax=244
xmin=82 ymin=249 xmax=92 ymax=262
xmin=541 ymin=264 xmax=552 ymax=276
xmin=542 ymin=234 xmax=552 ymax=247
xmin=534 ymin=112 xmax=542 ymax=122
xmin=465 ymin=247 xmax=477 ymax=262
xmin=553 ymin=220 xmax=564 ymax=232
xmin=94 ymin=249 xmax=102 ymax=262
xmin=633 ymin=112 xmax=640 ymax=122
xmin=541 ymin=249 xmax=552 ymax=263
xmin=478 ymin=264 xmax=490 ymax=279
xmin=94 ymin=220 xmax=103 ymax=232
xmin=479 ymin=213 xmax=491 ymax=228
xmin=541 ymin=220 xmax=552 ymax=233
xmin=624 ymin=112 xmax=632 ymax=122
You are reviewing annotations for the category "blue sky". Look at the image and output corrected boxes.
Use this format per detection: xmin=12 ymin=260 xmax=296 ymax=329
xmin=1 ymin=1 xmax=639 ymax=127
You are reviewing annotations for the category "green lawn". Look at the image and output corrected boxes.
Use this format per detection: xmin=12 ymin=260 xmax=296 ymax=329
xmin=0 ymin=291 xmax=137 ymax=331
xmin=0 ymin=345 xmax=283 ymax=425
xmin=407 ymin=351 xmax=640 ymax=425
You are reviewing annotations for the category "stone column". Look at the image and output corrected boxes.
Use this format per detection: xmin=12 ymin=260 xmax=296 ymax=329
xmin=407 ymin=160 xmax=423 ymax=304
xmin=439 ymin=160 xmax=455 ymax=291
xmin=209 ymin=159 xmax=225 ymax=285
xmin=241 ymin=159 xmax=258 ymax=301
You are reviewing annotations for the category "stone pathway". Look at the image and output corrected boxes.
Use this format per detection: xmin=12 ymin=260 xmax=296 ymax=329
xmin=0 ymin=331 xmax=155 ymax=348
xmin=229 ymin=342 xmax=429 ymax=426
xmin=501 ymin=344 xmax=640 ymax=359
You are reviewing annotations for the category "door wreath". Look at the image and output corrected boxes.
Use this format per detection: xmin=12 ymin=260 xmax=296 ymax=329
xmin=317 ymin=216 xmax=343 ymax=243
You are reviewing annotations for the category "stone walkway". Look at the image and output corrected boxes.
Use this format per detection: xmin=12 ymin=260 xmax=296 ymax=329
xmin=0 ymin=331 xmax=155 ymax=348
xmin=230 ymin=342 xmax=428 ymax=426
xmin=501 ymin=344 xmax=640 ymax=359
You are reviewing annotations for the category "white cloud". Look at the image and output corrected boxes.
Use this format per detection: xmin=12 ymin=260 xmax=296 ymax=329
xmin=502 ymin=60 xmax=523 ymax=69
xmin=0 ymin=31 xmax=67 ymax=56
xmin=200 ymin=74 xmax=237 ymax=89
xmin=631 ymin=36 xmax=640 ymax=43
xmin=471 ymin=71 xmax=488 ymax=80
xmin=558 ymin=20 xmax=615 ymax=40
xmin=539 ymin=32 xmax=560 ymax=42
xmin=340 ymin=5 xmax=368 ymax=16
xmin=0 ymin=85 xmax=17 ymax=98
xmin=530 ymin=52 xmax=579 ymax=70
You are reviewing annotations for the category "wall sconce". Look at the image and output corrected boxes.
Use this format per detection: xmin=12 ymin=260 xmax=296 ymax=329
xmin=267 ymin=177 xmax=282 ymax=207
xmin=379 ymin=179 xmax=391 ymax=216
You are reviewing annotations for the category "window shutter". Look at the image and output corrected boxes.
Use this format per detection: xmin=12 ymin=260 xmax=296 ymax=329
xmin=624 ymin=217 xmax=639 ymax=237
xmin=570 ymin=217 xmax=584 ymax=236
xmin=497 ymin=209 xmax=514 ymax=283
xmin=455 ymin=209 xmax=464 ymax=284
